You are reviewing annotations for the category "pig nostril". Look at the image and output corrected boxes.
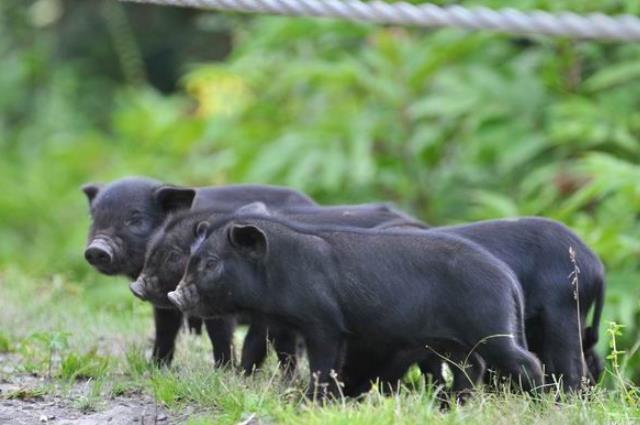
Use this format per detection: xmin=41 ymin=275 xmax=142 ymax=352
xmin=84 ymin=246 xmax=113 ymax=266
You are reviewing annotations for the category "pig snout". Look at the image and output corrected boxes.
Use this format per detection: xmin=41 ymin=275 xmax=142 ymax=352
xmin=85 ymin=239 xmax=114 ymax=267
xmin=168 ymin=282 xmax=200 ymax=312
xmin=129 ymin=277 xmax=148 ymax=301
xmin=167 ymin=290 xmax=183 ymax=310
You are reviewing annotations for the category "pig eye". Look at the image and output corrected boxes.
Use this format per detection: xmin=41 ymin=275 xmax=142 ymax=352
xmin=126 ymin=212 xmax=147 ymax=231
xmin=205 ymin=257 xmax=220 ymax=270
xmin=126 ymin=215 xmax=143 ymax=226
xmin=166 ymin=251 xmax=181 ymax=263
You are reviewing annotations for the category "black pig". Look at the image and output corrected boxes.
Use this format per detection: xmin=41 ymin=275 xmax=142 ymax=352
xmin=440 ymin=218 xmax=604 ymax=387
xmin=169 ymin=215 xmax=543 ymax=399
xmin=82 ymin=177 xmax=315 ymax=366
xmin=341 ymin=217 xmax=605 ymax=394
xmin=135 ymin=202 xmax=425 ymax=374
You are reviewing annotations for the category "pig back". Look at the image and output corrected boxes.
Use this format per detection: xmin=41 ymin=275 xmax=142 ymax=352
xmin=193 ymin=184 xmax=316 ymax=210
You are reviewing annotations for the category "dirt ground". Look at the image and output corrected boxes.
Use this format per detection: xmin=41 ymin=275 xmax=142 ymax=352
xmin=0 ymin=375 xmax=172 ymax=425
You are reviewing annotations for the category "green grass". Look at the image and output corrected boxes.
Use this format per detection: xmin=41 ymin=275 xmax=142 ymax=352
xmin=0 ymin=267 xmax=638 ymax=424
xmin=59 ymin=349 xmax=111 ymax=381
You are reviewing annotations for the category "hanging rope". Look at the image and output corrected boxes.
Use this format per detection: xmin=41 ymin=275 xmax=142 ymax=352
xmin=119 ymin=0 xmax=640 ymax=41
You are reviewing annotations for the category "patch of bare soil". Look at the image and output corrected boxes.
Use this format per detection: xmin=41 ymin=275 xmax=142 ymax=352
xmin=0 ymin=375 xmax=172 ymax=425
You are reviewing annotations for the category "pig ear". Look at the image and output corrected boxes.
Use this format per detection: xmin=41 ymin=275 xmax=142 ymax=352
xmin=81 ymin=183 xmax=102 ymax=205
xmin=194 ymin=221 xmax=210 ymax=239
xmin=228 ymin=224 xmax=267 ymax=260
xmin=154 ymin=186 xmax=196 ymax=213
xmin=235 ymin=202 xmax=271 ymax=216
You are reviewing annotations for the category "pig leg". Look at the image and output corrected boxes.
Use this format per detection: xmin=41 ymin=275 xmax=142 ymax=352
xmin=204 ymin=317 xmax=236 ymax=367
xmin=418 ymin=354 xmax=446 ymax=387
xmin=339 ymin=343 xmax=392 ymax=397
xmin=476 ymin=337 xmax=543 ymax=394
xmin=417 ymin=355 xmax=449 ymax=404
xmin=151 ymin=307 xmax=183 ymax=366
xmin=584 ymin=348 xmax=604 ymax=385
xmin=268 ymin=325 xmax=298 ymax=377
xmin=305 ymin=331 xmax=345 ymax=401
xmin=448 ymin=351 xmax=485 ymax=404
xmin=375 ymin=349 xmax=425 ymax=395
xmin=187 ymin=316 xmax=203 ymax=335
xmin=240 ymin=321 xmax=269 ymax=375
xmin=539 ymin=308 xmax=585 ymax=392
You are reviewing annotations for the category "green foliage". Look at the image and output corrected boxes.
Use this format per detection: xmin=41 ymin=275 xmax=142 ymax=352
xmin=73 ymin=378 xmax=106 ymax=413
xmin=1 ymin=0 xmax=640 ymax=383
xmin=59 ymin=349 xmax=111 ymax=381
xmin=125 ymin=344 xmax=154 ymax=378
xmin=0 ymin=332 xmax=11 ymax=353
xmin=18 ymin=331 xmax=70 ymax=377
xmin=16 ymin=331 xmax=110 ymax=381
xmin=5 ymin=386 xmax=48 ymax=401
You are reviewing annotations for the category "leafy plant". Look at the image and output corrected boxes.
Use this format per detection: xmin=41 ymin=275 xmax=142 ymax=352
xmin=59 ymin=349 xmax=111 ymax=381
xmin=0 ymin=332 xmax=11 ymax=353
xmin=18 ymin=331 xmax=70 ymax=378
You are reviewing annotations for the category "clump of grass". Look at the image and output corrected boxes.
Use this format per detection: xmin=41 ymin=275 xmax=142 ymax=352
xmin=149 ymin=365 xmax=230 ymax=407
xmin=0 ymin=332 xmax=11 ymax=353
xmin=73 ymin=378 xmax=105 ymax=413
xmin=5 ymin=386 xmax=47 ymax=401
xmin=145 ymin=353 xmax=304 ymax=424
xmin=124 ymin=343 xmax=152 ymax=377
xmin=59 ymin=348 xmax=111 ymax=381
xmin=111 ymin=379 xmax=145 ymax=397
xmin=603 ymin=321 xmax=640 ymax=407
xmin=17 ymin=331 xmax=70 ymax=377
xmin=15 ymin=331 xmax=111 ymax=381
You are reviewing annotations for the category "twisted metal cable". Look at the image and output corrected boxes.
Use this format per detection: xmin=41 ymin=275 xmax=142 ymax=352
xmin=120 ymin=0 xmax=640 ymax=41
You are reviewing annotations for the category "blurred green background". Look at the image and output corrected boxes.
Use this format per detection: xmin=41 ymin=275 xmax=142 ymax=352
xmin=1 ymin=0 xmax=639 ymax=379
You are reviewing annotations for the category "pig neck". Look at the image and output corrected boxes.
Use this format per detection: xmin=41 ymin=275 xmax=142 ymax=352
xmin=247 ymin=242 xmax=346 ymax=333
xmin=228 ymin=263 xmax=271 ymax=314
